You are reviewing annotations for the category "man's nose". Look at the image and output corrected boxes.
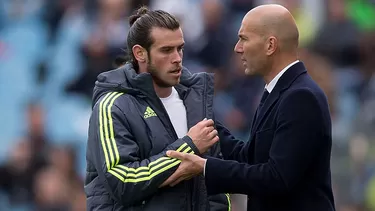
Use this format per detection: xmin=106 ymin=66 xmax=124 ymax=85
xmin=173 ymin=50 xmax=182 ymax=63
xmin=234 ymin=42 xmax=243 ymax=53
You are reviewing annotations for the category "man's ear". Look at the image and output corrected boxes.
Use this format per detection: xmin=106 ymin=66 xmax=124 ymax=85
xmin=132 ymin=44 xmax=147 ymax=63
xmin=265 ymin=36 xmax=277 ymax=56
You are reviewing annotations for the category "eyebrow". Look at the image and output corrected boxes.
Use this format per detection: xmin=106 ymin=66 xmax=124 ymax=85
xmin=160 ymin=43 xmax=185 ymax=49
xmin=238 ymin=34 xmax=247 ymax=39
xmin=176 ymin=43 xmax=185 ymax=48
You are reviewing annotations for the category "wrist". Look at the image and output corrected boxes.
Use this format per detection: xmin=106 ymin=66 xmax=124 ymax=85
xmin=182 ymin=135 xmax=201 ymax=155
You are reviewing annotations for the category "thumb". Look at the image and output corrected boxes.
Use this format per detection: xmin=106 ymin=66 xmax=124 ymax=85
xmin=166 ymin=150 xmax=184 ymax=160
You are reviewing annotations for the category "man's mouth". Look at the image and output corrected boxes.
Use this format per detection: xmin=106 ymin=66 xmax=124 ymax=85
xmin=170 ymin=68 xmax=182 ymax=74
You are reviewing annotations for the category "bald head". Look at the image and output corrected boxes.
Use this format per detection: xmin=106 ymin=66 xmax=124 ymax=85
xmin=243 ymin=4 xmax=299 ymax=52
xmin=234 ymin=4 xmax=300 ymax=80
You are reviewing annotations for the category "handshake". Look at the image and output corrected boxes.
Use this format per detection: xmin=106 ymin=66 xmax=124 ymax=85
xmin=187 ymin=118 xmax=219 ymax=154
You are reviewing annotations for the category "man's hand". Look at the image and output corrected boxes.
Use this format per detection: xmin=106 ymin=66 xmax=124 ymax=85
xmin=159 ymin=150 xmax=206 ymax=188
xmin=187 ymin=118 xmax=219 ymax=154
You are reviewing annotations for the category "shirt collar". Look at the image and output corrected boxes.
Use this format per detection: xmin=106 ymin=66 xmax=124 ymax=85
xmin=265 ymin=60 xmax=299 ymax=93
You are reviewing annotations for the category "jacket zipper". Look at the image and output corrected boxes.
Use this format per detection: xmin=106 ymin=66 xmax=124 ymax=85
xmin=156 ymin=96 xmax=193 ymax=211
xmin=147 ymin=83 xmax=210 ymax=211
xmin=190 ymin=74 xmax=209 ymax=211
xmin=183 ymin=87 xmax=193 ymax=211
xmin=202 ymin=74 xmax=207 ymax=119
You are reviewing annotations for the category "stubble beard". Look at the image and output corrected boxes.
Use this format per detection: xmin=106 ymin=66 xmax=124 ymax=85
xmin=147 ymin=61 xmax=174 ymax=88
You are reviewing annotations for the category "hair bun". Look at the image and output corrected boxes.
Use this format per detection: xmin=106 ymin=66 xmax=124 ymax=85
xmin=129 ymin=6 xmax=149 ymax=26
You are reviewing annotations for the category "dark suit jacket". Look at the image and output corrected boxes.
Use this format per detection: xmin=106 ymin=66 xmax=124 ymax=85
xmin=206 ymin=62 xmax=336 ymax=211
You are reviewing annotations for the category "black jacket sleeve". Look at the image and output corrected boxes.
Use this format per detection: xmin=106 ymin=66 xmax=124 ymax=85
xmin=205 ymin=89 xmax=327 ymax=196
xmin=88 ymin=93 xmax=198 ymax=206
xmin=216 ymin=120 xmax=249 ymax=163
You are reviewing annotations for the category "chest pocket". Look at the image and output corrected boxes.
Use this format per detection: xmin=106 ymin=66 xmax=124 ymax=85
xmin=254 ymin=129 xmax=274 ymax=163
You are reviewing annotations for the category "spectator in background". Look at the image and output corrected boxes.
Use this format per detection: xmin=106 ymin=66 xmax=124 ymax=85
xmin=49 ymin=146 xmax=84 ymax=197
xmin=34 ymin=167 xmax=71 ymax=211
xmin=0 ymin=141 xmax=39 ymax=206
xmin=26 ymin=103 xmax=50 ymax=163
xmin=0 ymin=102 xmax=49 ymax=207
xmin=65 ymin=0 xmax=130 ymax=100
xmin=193 ymin=0 xmax=232 ymax=69
xmin=355 ymin=31 xmax=375 ymax=129
xmin=311 ymin=0 xmax=360 ymax=68
xmin=348 ymin=30 xmax=375 ymax=211
xmin=42 ymin=0 xmax=82 ymax=43
xmin=71 ymin=191 xmax=87 ymax=211
xmin=33 ymin=145 xmax=85 ymax=211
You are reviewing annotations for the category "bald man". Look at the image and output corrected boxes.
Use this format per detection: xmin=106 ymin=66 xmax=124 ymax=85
xmin=161 ymin=4 xmax=335 ymax=211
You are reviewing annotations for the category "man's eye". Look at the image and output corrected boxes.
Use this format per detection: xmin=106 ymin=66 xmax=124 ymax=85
xmin=162 ymin=48 xmax=172 ymax=52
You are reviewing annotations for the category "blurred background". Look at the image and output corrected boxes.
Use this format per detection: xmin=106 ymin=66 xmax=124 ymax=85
xmin=0 ymin=0 xmax=374 ymax=210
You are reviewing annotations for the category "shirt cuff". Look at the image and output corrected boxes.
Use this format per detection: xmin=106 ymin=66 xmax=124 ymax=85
xmin=203 ymin=159 xmax=207 ymax=177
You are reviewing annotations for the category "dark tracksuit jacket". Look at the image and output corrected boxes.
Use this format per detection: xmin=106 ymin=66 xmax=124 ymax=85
xmin=85 ymin=63 xmax=230 ymax=211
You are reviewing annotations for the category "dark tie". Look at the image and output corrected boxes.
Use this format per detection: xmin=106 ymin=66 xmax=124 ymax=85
xmin=256 ymin=89 xmax=269 ymax=118
xmin=259 ymin=89 xmax=269 ymax=108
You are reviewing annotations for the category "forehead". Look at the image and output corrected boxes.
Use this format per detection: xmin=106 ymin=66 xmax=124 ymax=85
xmin=238 ymin=14 xmax=258 ymax=36
xmin=150 ymin=27 xmax=184 ymax=47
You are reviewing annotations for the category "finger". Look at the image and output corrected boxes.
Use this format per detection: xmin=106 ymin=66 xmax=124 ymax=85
xmin=162 ymin=174 xmax=177 ymax=187
xmin=185 ymin=175 xmax=193 ymax=181
xmin=207 ymin=126 xmax=215 ymax=133
xmin=203 ymin=126 xmax=214 ymax=135
xmin=208 ymin=135 xmax=219 ymax=145
xmin=208 ymin=129 xmax=218 ymax=139
xmin=197 ymin=118 xmax=206 ymax=126
xmin=159 ymin=180 xmax=169 ymax=188
xmin=212 ymin=135 xmax=219 ymax=143
xmin=160 ymin=170 xmax=181 ymax=187
xmin=166 ymin=150 xmax=185 ymax=160
xmin=201 ymin=119 xmax=214 ymax=127
xmin=170 ymin=177 xmax=184 ymax=187
xmin=170 ymin=175 xmax=191 ymax=187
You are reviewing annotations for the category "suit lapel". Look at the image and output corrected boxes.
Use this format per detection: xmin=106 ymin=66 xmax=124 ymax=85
xmin=252 ymin=90 xmax=280 ymax=134
xmin=250 ymin=61 xmax=308 ymax=136
xmin=249 ymin=108 xmax=259 ymax=137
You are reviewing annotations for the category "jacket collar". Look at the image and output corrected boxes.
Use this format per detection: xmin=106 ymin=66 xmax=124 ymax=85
xmin=122 ymin=63 xmax=199 ymax=98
